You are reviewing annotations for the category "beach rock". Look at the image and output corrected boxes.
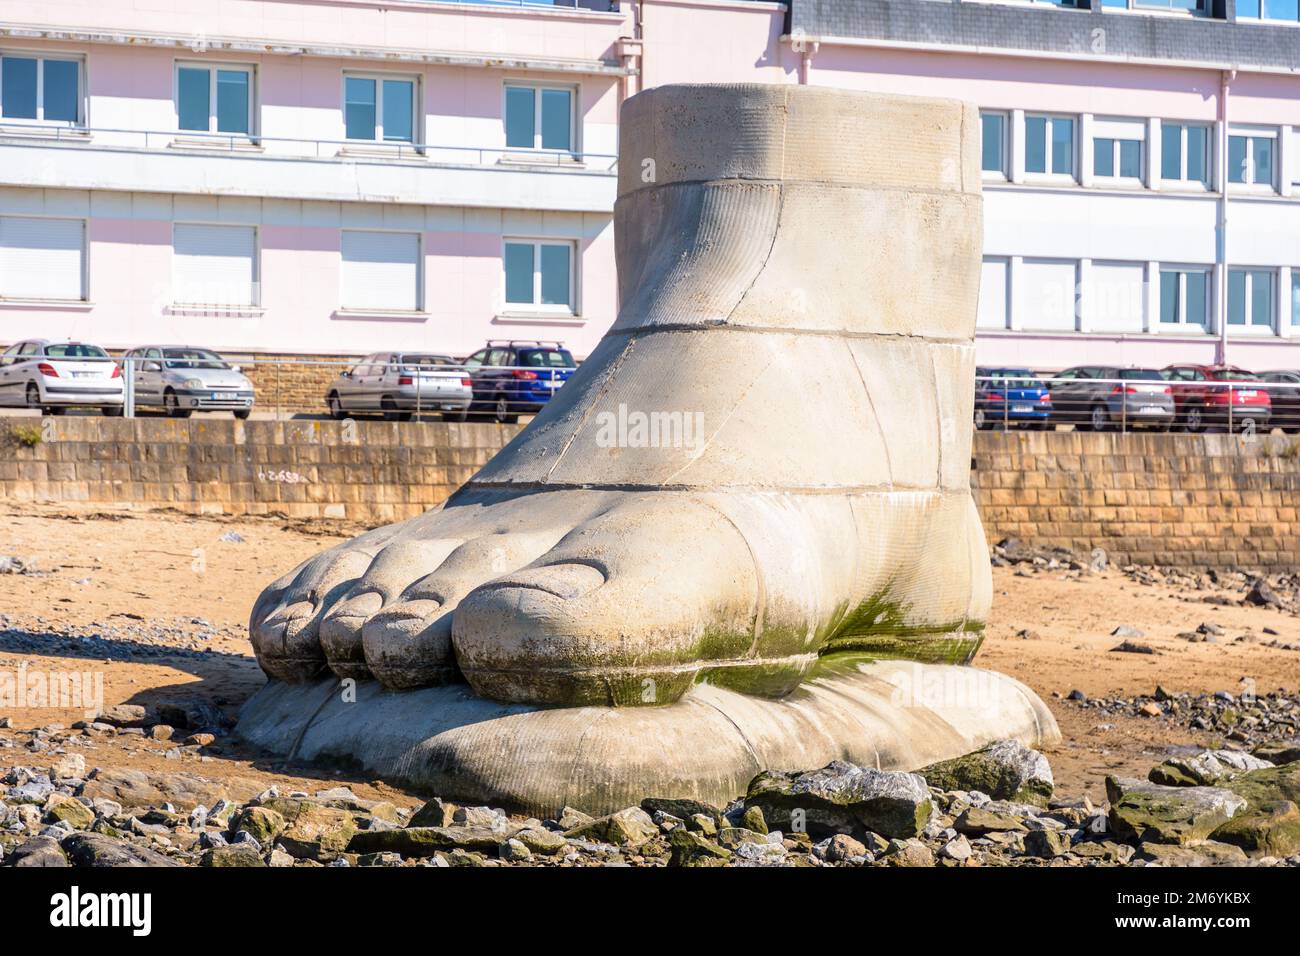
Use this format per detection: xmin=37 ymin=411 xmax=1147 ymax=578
xmin=1106 ymin=777 xmax=1247 ymax=845
xmin=919 ymin=740 xmax=1054 ymax=807
xmin=745 ymin=761 xmax=931 ymax=840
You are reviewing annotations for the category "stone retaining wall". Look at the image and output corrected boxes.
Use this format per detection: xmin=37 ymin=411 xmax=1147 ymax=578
xmin=4 ymin=419 xmax=1299 ymax=567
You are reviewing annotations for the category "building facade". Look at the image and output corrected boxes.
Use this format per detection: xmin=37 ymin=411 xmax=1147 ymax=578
xmin=1 ymin=0 xmax=1299 ymax=371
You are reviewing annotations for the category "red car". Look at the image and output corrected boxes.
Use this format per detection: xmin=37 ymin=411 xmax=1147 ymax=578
xmin=1161 ymin=364 xmax=1271 ymax=433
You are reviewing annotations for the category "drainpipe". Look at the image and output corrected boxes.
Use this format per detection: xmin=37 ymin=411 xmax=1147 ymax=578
xmin=797 ymin=38 xmax=819 ymax=85
xmin=1216 ymin=68 xmax=1236 ymax=365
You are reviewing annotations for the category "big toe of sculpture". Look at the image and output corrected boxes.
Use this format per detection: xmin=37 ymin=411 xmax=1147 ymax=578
xmin=252 ymin=83 xmax=989 ymax=707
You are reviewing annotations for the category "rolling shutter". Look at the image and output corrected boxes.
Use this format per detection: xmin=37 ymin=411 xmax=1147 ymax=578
xmin=0 ymin=216 xmax=85 ymax=300
xmin=340 ymin=230 xmax=420 ymax=311
xmin=173 ymin=223 xmax=256 ymax=306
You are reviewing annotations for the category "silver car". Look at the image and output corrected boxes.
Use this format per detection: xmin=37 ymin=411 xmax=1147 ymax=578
xmin=325 ymin=352 xmax=473 ymax=422
xmin=1047 ymin=366 xmax=1176 ymax=431
xmin=0 ymin=338 xmax=124 ymax=415
xmin=122 ymin=345 xmax=255 ymax=419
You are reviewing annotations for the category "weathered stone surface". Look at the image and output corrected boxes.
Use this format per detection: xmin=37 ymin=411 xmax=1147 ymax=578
xmin=823 ymin=833 xmax=868 ymax=862
xmin=1106 ymin=776 xmax=1247 ymax=846
xmin=9 ymin=836 xmax=69 ymax=867
xmin=883 ymin=838 xmax=935 ymax=867
xmin=233 ymin=806 xmax=286 ymax=845
xmin=60 ymin=832 xmax=177 ymax=867
xmin=920 ymin=740 xmax=1054 ymax=807
xmin=262 ymin=799 xmax=359 ymax=860
xmin=408 ymin=797 xmax=457 ymax=828
xmin=51 ymin=753 xmax=87 ymax=781
xmin=1137 ymin=841 xmax=1249 ymax=866
xmin=347 ymin=826 xmax=504 ymax=858
xmin=1252 ymin=743 xmax=1300 ymax=766
xmin=45 ymin=795 xmax=94 ymax=830
xmin=565 ymin=807 xmax=657 ymax=847
xmin=512 ymin=827 xmax=567 ymax=856
xmin=746 ymin=761 xmax=931 ymax=840
xmin=666 ymin=827 xmax=731 ymax=867
xmin=200 ymin=844 xmax=267 ymax=867
xmin=641 ymin=797 xmax=724 ymax=825
xmin=954 ymin=806 xmax=1028 ymax=835
xmin=80 ymin=768 xmax=228 ymax=811
xmin=1023 ymin=827 xmax=1070 ymax=858
xmin=1149 ymin=749 xmax=1273 ymax=788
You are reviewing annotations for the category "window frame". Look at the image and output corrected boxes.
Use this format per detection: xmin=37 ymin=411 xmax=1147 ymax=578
xmin=1157 ymin=266 xmax=1212 ymax=333
xmin=174 ymin=60 xmax=256 ymax=138
xmin=501 ymin=237 xmax=578 ymax=316
xmin=1227 ymin=267 xmax=1277 ymax=334
xmin=0 ymin=51 xmax=85 ymax=127
xmin=341 ymin=71 xmax=421 ymax=146
xmin=1092 ymin=136 xmax=1144 ymax=185
xmin=979 ymin=110 xmax=1009 ymax=181
xmin=502 ymin=81 xmax=579 ymax=155
xmin=1227 ymin=125 xmax=1278 ymax=192
xmin=1159 ymin=121 xmax=1212 ymax=190
xmin=1024 ymin=113 xmax=1077 ymax=182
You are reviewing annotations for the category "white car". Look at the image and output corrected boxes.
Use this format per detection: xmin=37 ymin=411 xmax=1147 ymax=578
xmin=0 ymin=338 xmax=125 ymax=415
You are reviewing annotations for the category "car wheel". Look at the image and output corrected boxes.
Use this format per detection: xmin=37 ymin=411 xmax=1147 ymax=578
xmin=973 ymin=407 xmax=987 ymax=430
xmin=25 ymin=383 xmax=41 ymax=410
xmin=327 ymin=393 xmax=345 ymax=421
xmin=234 ymin=409 xmax=251 ymax=420
xmin=381 ymin=398 xmax=412 ymax=422
xmin=1090 ymin=405 xmax=1110 ymax=432
xmin=1184 ymin=405 xmax=1204 ymax=433
xmin=493 ymin=394 xmax=518 ymax=425
xmin=101 ymin=405 xmax=124 ymax=418
xmin=441 ymin=410 xmax=469 ymax=423
xmin=164 ymin=389 xmax=192 ymax=419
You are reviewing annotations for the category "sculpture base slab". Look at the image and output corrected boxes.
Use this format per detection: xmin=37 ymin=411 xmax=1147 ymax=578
xmin=236 ymin=657 xmax=1060 ymax=817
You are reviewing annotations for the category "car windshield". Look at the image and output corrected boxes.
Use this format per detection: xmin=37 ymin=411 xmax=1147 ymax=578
xmin=518 ymin=349 xmax=575 ymax=369
xmin=399 ymin=354 xmax=454 ymax=369
xmin=164 ymin=348 xmax=227 ymax=370
xmin=1119 ymin=369 xmax=1164 ymax=381
xmin=1211 ymin=369 xmax=1260 ymax=381
xmin=45 ymin=344 xmax=108 ymax=359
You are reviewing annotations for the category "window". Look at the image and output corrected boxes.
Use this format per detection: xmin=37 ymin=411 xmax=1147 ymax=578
xmin=1025 ymin=115 xmax=1075 ymax=177
xmin=503 ymin=239 xmax=575 ymax=312
xmin=0 ymin=216 xmax=86 ymax=301
xmin=1293 ymin=272 xmax=1300 ymax=328
xmin=1161 ymin=122 xmax=1210 ymax=186
xmin=1159 ymin=269 xmax=1209 ymax=329
xmin=1131 ymin=0 xmax=1207 ymax=10
xmin=1020 ymin=259 xmax=1078 ymax=331
xmin=1236 ymin=0 xmax=1300 ymax=20
xmin=344 ymin=75 xmax=416 ymax=143
xmin=173 ymin=224 xmax=258 ymax=307
xmin=505 ymin=84 xmax=574 ymax=152
xmin=977 ymin=257 xmax=1008 ymax=329
xmin=980 ymin=111 xmax=1007 ymax=178
xmin=1087 ymin=262 xmax=1145 ymax=332
xmin=1229 ymin=129 xmax=1276 ymax=187
xmin=0 ymin=54 xmax=81 ymax=124
xmin=340 ymin=230 xmax=421 ymax=312
xmin=1228 ymin=269 xmax=1275 ymax=330
xmin=177 ymin=64 xmax=253 ymax=135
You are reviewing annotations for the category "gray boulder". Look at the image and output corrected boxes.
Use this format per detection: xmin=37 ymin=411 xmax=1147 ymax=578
xmin=745 ymin=761 xmax=931 ymax=839
xmin=919 ymin=740 xmax=1054 ymax=806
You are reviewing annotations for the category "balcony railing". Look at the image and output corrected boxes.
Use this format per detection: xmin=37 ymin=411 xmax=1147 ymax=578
xmin=0 ymin=123 xmax=619 ymax=173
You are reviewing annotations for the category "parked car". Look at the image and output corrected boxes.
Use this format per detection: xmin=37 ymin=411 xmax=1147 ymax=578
xmin=121 ymin=345 xmax=255 ymax=419
xmin=462 ymin=340 xmax=577 ymax=424
xmin=1259 ymin=371 xmax=1300 ymax=433
xmin=0 ymin=339 xmax=124 ymax=415
xmin=325 ymin=352 xmax=473 ymax=422
xmin=1162 ymin=364 xmax=1271 ymax=433
xmin=1047 ymin=366 xmax=1175 ymax=431
xmin=973 ymin=367 xmax=1052 ymax=429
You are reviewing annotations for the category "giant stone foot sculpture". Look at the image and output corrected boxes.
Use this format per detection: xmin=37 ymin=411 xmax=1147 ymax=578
xmin=239 ymin=84 xmax=1059 ymax=815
